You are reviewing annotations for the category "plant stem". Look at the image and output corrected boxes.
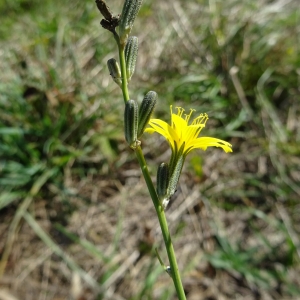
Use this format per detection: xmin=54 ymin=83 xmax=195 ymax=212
xmin=135 ymin=146 xmax=186 ymax=300
xmin=117 ymin=41 xmax=186 ymax=300
xmin=116 ymin=38 xmax=130 ymax=103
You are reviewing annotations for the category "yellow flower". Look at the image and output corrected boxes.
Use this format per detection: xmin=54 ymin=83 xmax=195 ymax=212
xmin=145 ymin=106 xmax=232 ymax=156
xmin=146 ymin=106 xmax=232 ymax=209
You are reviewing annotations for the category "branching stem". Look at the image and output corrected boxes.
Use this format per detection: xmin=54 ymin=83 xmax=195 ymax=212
xmin=117 ymin=40 xmax=186 ymax=300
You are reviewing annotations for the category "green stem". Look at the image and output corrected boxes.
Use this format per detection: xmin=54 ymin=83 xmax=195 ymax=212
xmin=135 ymin=146 xmax=186 ymax=300
xmin=116 ymin=38 xmax=130 ymax=103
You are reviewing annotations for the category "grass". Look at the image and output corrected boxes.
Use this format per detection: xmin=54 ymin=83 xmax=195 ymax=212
xmin=0 ymin=0 xmax=299 ymax=299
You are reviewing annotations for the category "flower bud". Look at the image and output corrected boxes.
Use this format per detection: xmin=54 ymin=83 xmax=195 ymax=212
xmin=156 ymin=163 xmax=169 ymax=201
xmin=137 ymin=91 xmax=157 ymax=138
xmin=119 ymin=0 xmax=143 ymax=45
xmin=124 ymin=100 xmax=139 ymax=148
xmin=125 ymin=36 xmax=138 ymax=82
xmin=107 ymin=58 xmax=122 ymax=86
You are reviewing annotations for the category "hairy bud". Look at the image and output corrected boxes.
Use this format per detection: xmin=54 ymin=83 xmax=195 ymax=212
xmin=137 ymin=91 xmax=157 ymax=138
xmin=119 ymin=0 xmax=143 ymax=45
xmin=107 ymin=58 xmax=122 ymax=86
xmin=125 ymin=36 xmax=139 ymax=82
xmin=157 ymin=163 xmax=169 ymax=201
xmin=124 ymin=100 xmax=139 ymax=148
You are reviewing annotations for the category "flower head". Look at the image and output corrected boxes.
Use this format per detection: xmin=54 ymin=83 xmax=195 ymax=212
xmin=146 ymin=106 xmax=232 ymax=209
xmin=145 ymin=106 xmax=232 ymax=156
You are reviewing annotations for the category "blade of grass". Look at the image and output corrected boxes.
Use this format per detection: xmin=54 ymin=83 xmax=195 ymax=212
xmin=0 ymin=168 xmax=57 ymax=276
xmin=54 ymin=223 xmax=110 ymax=263
xmin=0 ymin=192 xmax=24 ymax=210
xmin=23 ymin=211 xmax=102 ymax=293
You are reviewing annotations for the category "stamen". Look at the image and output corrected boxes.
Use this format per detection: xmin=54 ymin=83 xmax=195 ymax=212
xmin=192 ymin=113 xmax=208 ymax=125
xmin=185 ymin=109 xmax=195 ymax=124
xmin=175 ymin=107 xmax=184 ymax=118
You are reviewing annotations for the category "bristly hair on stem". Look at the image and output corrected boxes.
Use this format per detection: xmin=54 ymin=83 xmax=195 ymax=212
xmin=95 ymin=0 xmax=120 ymax=34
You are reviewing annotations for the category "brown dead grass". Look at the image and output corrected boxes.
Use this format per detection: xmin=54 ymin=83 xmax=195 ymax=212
xmin=1 ymin=140 xmax=299 ymax=299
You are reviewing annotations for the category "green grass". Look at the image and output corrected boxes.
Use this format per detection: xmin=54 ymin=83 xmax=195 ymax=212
xmin=0 ymin=0 xmax=299 ymax=299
